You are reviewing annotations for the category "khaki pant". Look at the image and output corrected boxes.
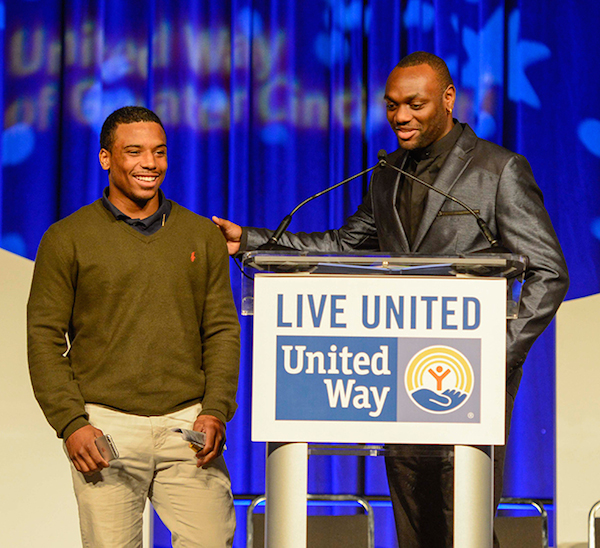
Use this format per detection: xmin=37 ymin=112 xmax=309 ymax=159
xmin=69 ymin=403 xmax=235 ymax=548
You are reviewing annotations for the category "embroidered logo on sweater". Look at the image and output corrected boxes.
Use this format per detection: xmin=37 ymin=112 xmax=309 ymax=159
xmin=191 ymin=252 xmax=196 ymax=262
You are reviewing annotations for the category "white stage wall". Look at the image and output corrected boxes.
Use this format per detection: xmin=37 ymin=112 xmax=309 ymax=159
xmin=0 ymin=248 xmax=82 ymax=546
xmin=556 ymin=292 xmax=600 ymax=548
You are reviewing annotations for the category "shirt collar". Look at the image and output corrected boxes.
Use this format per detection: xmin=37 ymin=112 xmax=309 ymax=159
xmin=101 ymin=188 xmax=170 ymax=229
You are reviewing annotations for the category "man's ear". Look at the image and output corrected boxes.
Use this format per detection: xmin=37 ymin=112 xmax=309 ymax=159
xmin=444 ymin=85 xmax=456 ymax=114
xmin=99 ymin=148 xmax=111 ymax=171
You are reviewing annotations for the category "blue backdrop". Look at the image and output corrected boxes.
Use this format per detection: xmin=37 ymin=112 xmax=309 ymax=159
xmin=3 ymin=0 xmax=599 ymax=546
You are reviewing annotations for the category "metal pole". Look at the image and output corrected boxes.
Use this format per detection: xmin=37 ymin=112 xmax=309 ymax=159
xmin=454 ymin=445 xmax=494 ymax=547
xmin=265 ymin=442 xmax=308 ymax=548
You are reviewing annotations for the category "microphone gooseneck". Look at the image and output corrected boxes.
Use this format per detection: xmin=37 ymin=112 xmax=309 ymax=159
xmin=260 ymin=159 xmax=383 ymax=250
xmin=259 ymin=149 xmax=505 ymax=252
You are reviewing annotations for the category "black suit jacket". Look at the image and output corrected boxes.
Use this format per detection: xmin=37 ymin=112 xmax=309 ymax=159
xmin=244 ymin=124 xmax=569 ymax=392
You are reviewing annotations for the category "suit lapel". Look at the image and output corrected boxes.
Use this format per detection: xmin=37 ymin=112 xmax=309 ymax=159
xmin=411 ymin=125 xmax=478 ymax=251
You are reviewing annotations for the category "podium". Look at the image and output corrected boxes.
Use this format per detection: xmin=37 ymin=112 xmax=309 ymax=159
xmin=242 ymin=251 xmax=526 ymax=548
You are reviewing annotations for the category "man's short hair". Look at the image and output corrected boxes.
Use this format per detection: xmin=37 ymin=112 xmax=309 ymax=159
xmin=100 ymin=106 xmax=165 ymax=151
xmin=397 ymin=51 xmax=454 ymax=92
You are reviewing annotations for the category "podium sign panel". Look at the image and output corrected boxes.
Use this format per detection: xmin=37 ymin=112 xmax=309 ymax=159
xmin=252 ymin=274 xmax=506 ymax=445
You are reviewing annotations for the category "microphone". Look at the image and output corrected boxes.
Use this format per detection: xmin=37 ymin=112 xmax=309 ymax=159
xmin=259 ymin=155 xmax=386 ymax=250
xmin=377 ymin=150 xmax=506 ymax=251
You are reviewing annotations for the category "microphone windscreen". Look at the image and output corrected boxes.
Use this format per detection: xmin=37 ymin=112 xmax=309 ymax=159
xmin=377 ymin=149 xmax=387 ymax=162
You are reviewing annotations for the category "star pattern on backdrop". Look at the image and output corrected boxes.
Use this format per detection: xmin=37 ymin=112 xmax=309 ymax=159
xmin=507 ymin=10 xmax=551 ymax=108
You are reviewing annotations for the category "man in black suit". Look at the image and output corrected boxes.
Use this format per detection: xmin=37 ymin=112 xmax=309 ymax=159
xmin=213 ymin=51 xmax=569 ymax=547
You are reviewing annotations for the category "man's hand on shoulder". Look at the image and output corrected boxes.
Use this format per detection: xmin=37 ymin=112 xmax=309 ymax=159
xmin=212 ymin=216 xmax=242 ymax=256
xmin=193 ymin=414 xmax=226 ymax=468
xmin=65 ymin=424 xmax=109 ymax=475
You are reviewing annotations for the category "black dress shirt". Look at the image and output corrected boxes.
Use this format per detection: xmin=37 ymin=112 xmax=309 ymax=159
xmin=396 ymin=122 xmax=463 ymax=248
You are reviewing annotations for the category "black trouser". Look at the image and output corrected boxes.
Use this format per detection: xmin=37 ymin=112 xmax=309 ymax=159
xmin=385 ymin=388 xmax=516 ymax=547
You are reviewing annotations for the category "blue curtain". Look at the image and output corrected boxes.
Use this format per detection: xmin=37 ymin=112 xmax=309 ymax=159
xmin=3 ymin=0 xmax=599 ymax=546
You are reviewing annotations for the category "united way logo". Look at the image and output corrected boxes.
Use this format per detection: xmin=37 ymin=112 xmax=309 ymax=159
xmin=404 ymin=346 xmax=474 ymax=414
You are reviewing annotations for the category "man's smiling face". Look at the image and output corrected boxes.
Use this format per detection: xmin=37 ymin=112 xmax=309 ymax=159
xmin=384 ymin=63 xmax=455 ymax=151
xmin=99 ymin=121 xmax=167 ymax=216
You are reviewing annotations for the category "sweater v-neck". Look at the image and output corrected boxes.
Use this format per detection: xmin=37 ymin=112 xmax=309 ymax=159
xmin=93 ymin=199 xmax=179 ymax=244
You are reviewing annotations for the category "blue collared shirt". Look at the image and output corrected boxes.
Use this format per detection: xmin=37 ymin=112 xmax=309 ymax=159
xmin=101 ymin=188 xmax=172 ymax=235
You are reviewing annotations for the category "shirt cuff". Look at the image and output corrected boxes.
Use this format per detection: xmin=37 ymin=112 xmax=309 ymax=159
xmin=62 ymin=416 xmax=90 ymax=441
xmin=199 ymin=409 xmax=228 ymax=425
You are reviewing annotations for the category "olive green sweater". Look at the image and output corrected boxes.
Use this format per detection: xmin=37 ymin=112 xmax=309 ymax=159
xmin=27 ymin=200 xmax=240 ymax=440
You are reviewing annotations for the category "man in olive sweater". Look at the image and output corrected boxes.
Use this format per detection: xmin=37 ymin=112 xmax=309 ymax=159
xmin=27 ymin=106 xmax=240 ymax=547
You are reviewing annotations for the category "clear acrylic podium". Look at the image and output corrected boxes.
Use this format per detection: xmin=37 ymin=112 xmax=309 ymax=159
xmin=242 ymin=251 xmax=527 ymax=548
